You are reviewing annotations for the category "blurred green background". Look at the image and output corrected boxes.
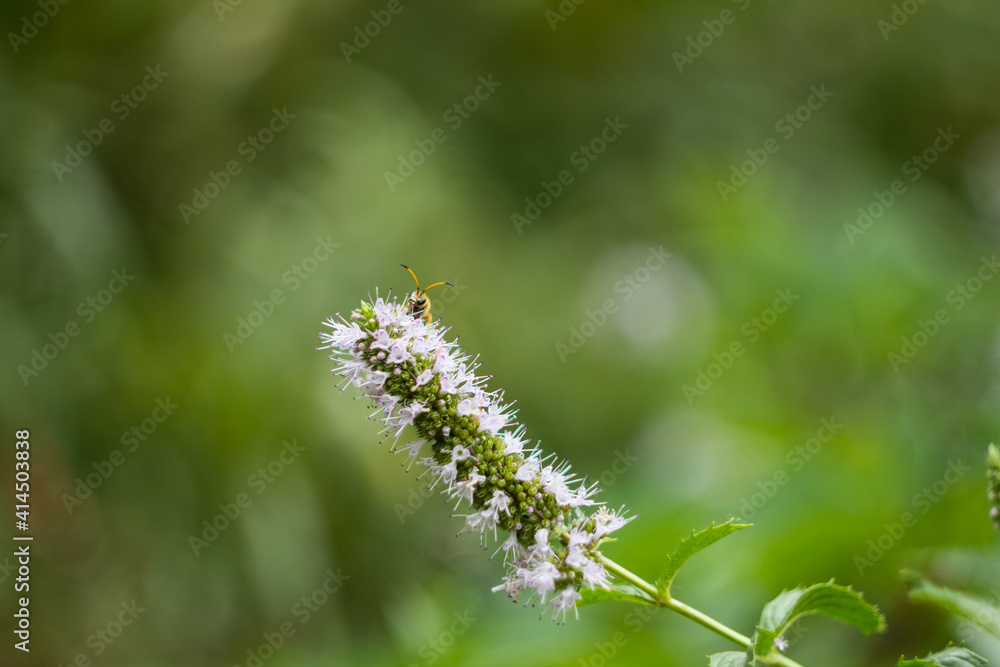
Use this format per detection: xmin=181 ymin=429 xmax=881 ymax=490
xmin=3 ymin=1 xmax=1000 ymax=665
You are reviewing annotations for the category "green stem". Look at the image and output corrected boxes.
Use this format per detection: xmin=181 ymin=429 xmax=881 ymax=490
xmin=596 ymin=555 xmax=805 ymax=667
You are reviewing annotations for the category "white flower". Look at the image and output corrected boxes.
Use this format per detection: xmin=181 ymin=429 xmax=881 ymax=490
xmin=369 ymin=328 xmax=393 ymax=351
xmin=493 ymin=569 xmax=526 ymax=598
xmin=564 ymin=545 xmax=588 ymax=569
xmin=549 ymin=587 xmax=582 ymax=623
xmin=515 ymin=458 xmax=540 ymax=482
xmin=399 ymin=316 xmax=428 ymax=339
xmin=401 ymin=439 xmax=426 ymax=470
xmin=409 ymin=333 xmax=439 ymax=356
xmin=392 ymin=401 xmax=428 ymax=438
xmin=499 ymin=531 xmax=521 ymax=556
xmin=524 ymin=561 xmax=561 ymax=596
xmin=479 ymin=403 xmax=509 ymax=435
xmin=376 ymin=393 xmax=400 ymax=420
xmin=550 ymin=480 xmax=576 ymax=507
xmin=486 ymin=490 xmax=511 ymax=517
xmin=501 ymin=427 xmax=528 ymax=455
xmin=397 ymin=400 xmax=426 ymax=421
xmin=358 ymin=369 xmax=390 ymax=393
xmin=591 ymin=507 xmax=632 ymax=540
xmin=457 ymin=398 xmax=477 ymax=417
xmin=450 ymin=445 xmax=474 ymax=463
xmin=320 ymin=319 xmax=365 ymax=350
xmin=571 ymin=481 xmax=600 ymax=508
xmin=460 ymin=376 xmax=484 ymax=396
xmin=434 ymin=351 xmax=457 ymax=375
xmin=387 ymin=342 xmax=413 ymax=365
xmin=470 ymin=388 xmax=490 ymax=410
xmin=451 ymin=470 xmax=485 ymax=508
xmin=414 ymin=369 xmax=434 ymax=387
xmin=372 ymin=297 xmax=399 ymax=328
xmin=467 ymin=490 xmax=512 ymax=536
xmin=439 ymin=373 xmax=459 ymax=394
xmin=527 ymin=528 xmax=554 ymax=562
xmin=428 ymin=459 xmax=458 ymax=489
xmin=466 ymin=507 xmax=496 ymax=533
xmin=451 ymin=368 xmax=476 ymax=392
xmin=332 ymin=358 xmax=367 ymax=386
xmin=567 ymin=528 xmax=592 ymax=549
xmin=581 ymin=560 xmax=609 ymax=590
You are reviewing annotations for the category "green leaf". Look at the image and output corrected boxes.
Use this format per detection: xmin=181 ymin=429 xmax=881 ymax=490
xmin=708 ymin=651 xmax=747 ymax=667
xmin=898 ymin=645 xmax=988 ymax=666
xmin=577 ymin=583 xmax=656 ymax=607
xmin=904 ymin=570 xmax=1000 ymax=639
xmin=758 ymin=580 xmax=887 ymax=640
xmin=656 ymin=520 xmax=751 ymax=595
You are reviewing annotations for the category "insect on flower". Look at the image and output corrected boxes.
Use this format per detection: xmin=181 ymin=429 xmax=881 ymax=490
xmin=400 ymin=264 xmax=452 ymax=324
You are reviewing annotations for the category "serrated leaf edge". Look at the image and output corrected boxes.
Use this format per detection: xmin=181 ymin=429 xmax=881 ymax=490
xmin=759 ymin=580 xmax=887 ymax=637
xmin=656 ymin=520 xmax=751 ymax=595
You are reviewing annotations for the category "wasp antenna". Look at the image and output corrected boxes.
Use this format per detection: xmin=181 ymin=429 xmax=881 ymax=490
xmin=400 ymin=264 xmax=421 ymax=292
xmin=422 ymin=281 xmax=451 ymax=292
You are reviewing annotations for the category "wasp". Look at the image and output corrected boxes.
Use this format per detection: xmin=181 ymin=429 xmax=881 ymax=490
xmin=401 ymin=264 xmax=453 ymax=324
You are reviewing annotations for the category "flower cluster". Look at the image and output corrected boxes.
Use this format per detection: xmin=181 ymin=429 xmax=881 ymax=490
xmin=319 ymin=295 xmax=632 ymax=621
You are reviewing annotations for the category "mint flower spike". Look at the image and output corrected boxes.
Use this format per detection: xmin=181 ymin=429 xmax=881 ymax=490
xmin=319 ymin=294 xmax=633 ymax=622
